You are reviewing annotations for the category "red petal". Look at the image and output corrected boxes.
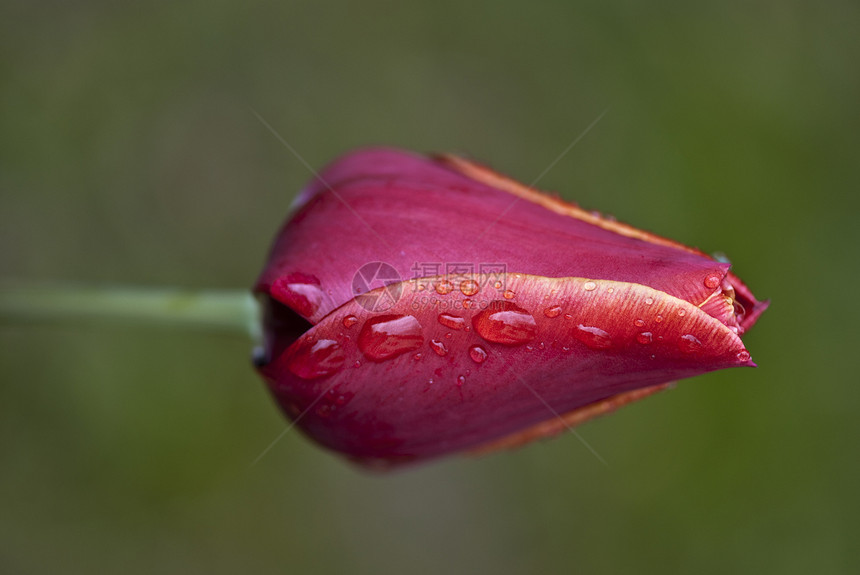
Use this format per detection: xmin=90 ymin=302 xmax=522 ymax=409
xmin=255 ymin=149 xmax=763 ymax=331
xmin=257 ymin=273 xmax=753 ymax=466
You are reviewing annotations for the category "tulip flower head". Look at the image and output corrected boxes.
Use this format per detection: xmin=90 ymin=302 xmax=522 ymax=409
xmin=254 ymin=148 xmax=767 ymax=468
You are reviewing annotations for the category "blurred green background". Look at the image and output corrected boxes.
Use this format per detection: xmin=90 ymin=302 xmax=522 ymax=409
xmin=2 ymin=1 xmax=858 ymax=573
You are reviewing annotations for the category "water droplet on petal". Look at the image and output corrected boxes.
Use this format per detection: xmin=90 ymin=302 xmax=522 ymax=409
xmin=655 ymin=314 xmax=663 ymax=323
xmin=679 ymin=334 xmax=703 ymax=354
xmin=737 ymin=350 xmax=751 ymax=362
xmin=574 ymin=325 xmax=613 ymax=350
xmin=503 ymin=289 xmax=515 ymax=299
xmin=342 ymin=315 xmax=358 ymax=328
xmin=435 ymin=280 xmax=454 ymax=295
xmin=645 ymin=297 xmax=654 ymax=305
xmin=583 ymin=281 xmax=597 ymax=291
xmin=353 ymin=360 xmax=361 ymax=368
xmin=469 ymin=345 xmax=488 ymax=363
xmin=460 ymin=279 xmax=479 ymax=296
xmin=494 ymin=280 xmax=503 ymax=289
xmin=271 ymin=273 xmax=324 ymax=318
xmin=634 ymin=318 xmax=646 ymax=328
xmin=457 ymin=375 xmax=466 ymax=386
xmin=564 ymin=313 xmax=573 ymax=320
xmin=637 ymin=331 xmax=653 ymax=345
xmin=473 ymin=301 xmax=538 ymax=346
xmin=678 ymin=309 xmax=686 ymax=317
xmin=438 ymin=313 xmax=466 ymax=330
xmin=430 ymin=339 xmax=448 ymax=357
xmin=335 ymin=394 xmax=351 ymax=406
xmin=358 ymin=314 xmax=424 ymax=361
xmin=704 ymin=273 xmax=722 ymax=289
xmin=544 ymin=306 xmax=563 ymax=318
xmin=286 ymin=339 xmax=345 ymax=379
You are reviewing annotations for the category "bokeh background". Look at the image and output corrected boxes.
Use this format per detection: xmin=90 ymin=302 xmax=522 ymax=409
xmin=2 ymin=1 xmax=858 ymax=573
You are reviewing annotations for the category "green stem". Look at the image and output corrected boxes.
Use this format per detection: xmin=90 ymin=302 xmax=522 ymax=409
xmin=0 ymin=284 xmax=260 ymax=340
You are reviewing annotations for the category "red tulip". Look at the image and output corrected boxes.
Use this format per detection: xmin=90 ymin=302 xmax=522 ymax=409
xmin=254 ymin=148 xmax=767 ymax=468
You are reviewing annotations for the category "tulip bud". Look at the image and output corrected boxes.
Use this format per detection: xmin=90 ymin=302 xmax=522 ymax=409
xmin=254 ymin=148 xmax=767 ymax=467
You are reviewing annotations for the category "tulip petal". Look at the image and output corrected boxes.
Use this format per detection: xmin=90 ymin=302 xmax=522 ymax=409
xmin=257 ymin=273 xmax=753 ymax=466
xmin=438 ymin=153 xmax=770 ymax=327
xmin=256 ymin=148 xmax=765 ymax=331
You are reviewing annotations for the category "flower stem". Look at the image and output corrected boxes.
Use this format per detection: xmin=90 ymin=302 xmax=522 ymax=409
xmin=0 ymin=284 xmax=260 ymax=340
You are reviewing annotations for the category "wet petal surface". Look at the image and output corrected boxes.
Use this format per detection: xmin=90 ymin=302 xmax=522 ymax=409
xmin=258 ymin=273 xmax=753 ymax=465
